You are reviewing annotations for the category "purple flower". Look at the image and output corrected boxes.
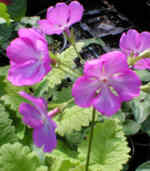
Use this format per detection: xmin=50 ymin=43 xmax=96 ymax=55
xmin=72 ymin=51 xmax=141 ymax=116
xmin=19 ymin=91 xmax=57 ymax=152
xmin=120 ymin=29 xmax=150 ymax=69
xmin=7 ymin=28 xmax=51 ymax=86
xmin=38 ymin=1 xmax=84 ymax=35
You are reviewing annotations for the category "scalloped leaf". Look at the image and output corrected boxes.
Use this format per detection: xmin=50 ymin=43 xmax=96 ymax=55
xmin=0 ymin=103 xmax=17 ymax=146
xmin=0 ymin=143 xmax=48 ymax=171
xmin=78 ymin=119 xmax=130 ymax=171
xmin=55 ymin=105 xmax=98 ymax=136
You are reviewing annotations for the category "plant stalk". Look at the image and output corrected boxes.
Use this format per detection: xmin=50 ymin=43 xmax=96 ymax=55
xmin=85 ymin=107 xmax=96 ymax=171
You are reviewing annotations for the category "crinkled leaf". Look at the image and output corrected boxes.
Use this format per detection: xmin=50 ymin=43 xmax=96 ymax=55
xmin=0 ymin=143 xmax=48 ymax=171
xmin=0 ymin=103 xmax=17 ymax=146
xmin=129 ymin=92 xmax=150 ymax=123
xmin=0 ymin=3 xmax=10 ymax=23
xmin=78 ymin=119 xmax=130 ymax=171
xmin=55 ymin=105 xmax=98 ymax=136
xmin=136 ymin=161 xmax=150 ymax=171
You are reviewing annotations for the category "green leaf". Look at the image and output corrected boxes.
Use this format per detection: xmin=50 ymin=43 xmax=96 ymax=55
xmin=0 ymin=103 xmax=17 ymax=146
xmin=1 ymin=77 xmax=29 ymax=113
xmin=141 ymin=116 xmax=150 ymax=135
xmin=8 ymin=0 xmax=27 ymax=21
xmin=55 ymin=105 xmax=98 ymax=136
xmin=36 ymin=166 xmax=48 ymax=171
xmin=0 ymin=23 xmax=13 ymax=47
xmin=46 ymin=42 xmax=84 ymax=89
xmin=136 ymin=161 xmax=150 ymax=171
xmin=0 ymin=3 xmax=10 ymax=23
xmin=130 ymin=92 xmax=150 ymax=123
xmin=0 ymin=143 xmax=48 ymax=171
xmin=123 ymin=119 xmax=141 ymax=135
xmin=46 ymin=141 xmax=79 ymax=171
xmin=52 ymin=87 xmax=72 ymax=104
xmin=135 ymin=70 xmax=150 ymax=82
xmin=78 ymin=119 xmax=130 ymax=171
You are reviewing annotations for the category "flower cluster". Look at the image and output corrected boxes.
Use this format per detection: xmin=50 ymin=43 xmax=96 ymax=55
xmin=5 ymin=0 xmax=150 ymax=153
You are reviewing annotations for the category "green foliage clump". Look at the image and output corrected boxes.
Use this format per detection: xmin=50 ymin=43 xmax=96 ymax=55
xmin=47 ymin=119 xmax=130 ymax=171
xmin=78 ymin=119 xmax=130 ymax=171
xmin=0 ymin=143 xmax=48 ymax=171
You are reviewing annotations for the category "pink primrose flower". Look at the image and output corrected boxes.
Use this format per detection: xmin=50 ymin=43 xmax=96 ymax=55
xmin=120 ymin=29 xmax=150 ymax=69
xmin=72 ymin=51 xmax=141 ymax=116
xmin=19 ymin=91 xmax=57 ymax=152
xmin=38 ymin=1 xmax=84 ymax=35
xmin=7 ymin=28 xmax=51 ymax=86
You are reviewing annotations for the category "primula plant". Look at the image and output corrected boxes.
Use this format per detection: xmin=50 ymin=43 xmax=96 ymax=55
xmin=1 ymin=1 xmax=150 ymax=171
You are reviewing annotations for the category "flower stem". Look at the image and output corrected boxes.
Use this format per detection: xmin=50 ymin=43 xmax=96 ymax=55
xmin=63 ymin=31 xmax=84 ymax=64
xmin=85 ymin=107 xmax=96 ymax=171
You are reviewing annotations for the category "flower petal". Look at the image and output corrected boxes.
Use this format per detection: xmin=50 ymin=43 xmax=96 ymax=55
xmin=18 ymin=28 xmax=46 ymax=43
xmin=93 ymin=87 xmax=121 ymax=116
xmin=72 ymin=76 xmax=101 ymax=107
xmin=134 ymin=58 xmax=150 ymax=70
xmin=68 ymin=1 xmax=84 ymax=25
xmin=84 ymin=59 xmax=102 ymax=78
xmin=33 ymin=120 xmax=57 ymax=152
xmin=19 ymin=103 xmax=43 ymax=128
xmin=138 ymin=32 xmax=150 ymax=52
xmin=120 ymin=29 xmax=140 ymax=55
xmin=19 ymin=91 xmax=48 ymax=115
xmin=6 ymin=38 xmax=37 ymax=64
xmin=100 ymin=51 xmax=128 ymax=74
xmin=47 ymin=3 xmax=69 ymax=26
xmin=8 ymin=60 xmax=50 ymax=86
xmin=38 ymin=19 xmax=63 ymax=35
xmin=110 ymin=70 xmax=141 ymax=101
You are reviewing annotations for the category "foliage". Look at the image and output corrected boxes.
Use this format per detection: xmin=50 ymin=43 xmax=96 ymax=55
xmin=78 ymin=119 xmax=130 ymax=171
xmin=0 ymin=143 xmax=48 ymax=171
xmin=55 ymin=105 xmax=98 ymax=136
xmin=7 ymin=0 xmax=27 ymax=21
xmin=47 ymin=119 xmax=130 ymax=171
xmin=129 ymin=91 xmax=150 ymax=124
xmin=136 ymin=161 xmax=150 ymax=171
xmin=0 ymin=3 xmax=10 ymax=23
xmin=0 ymin=103 xmax=17 ymax=146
